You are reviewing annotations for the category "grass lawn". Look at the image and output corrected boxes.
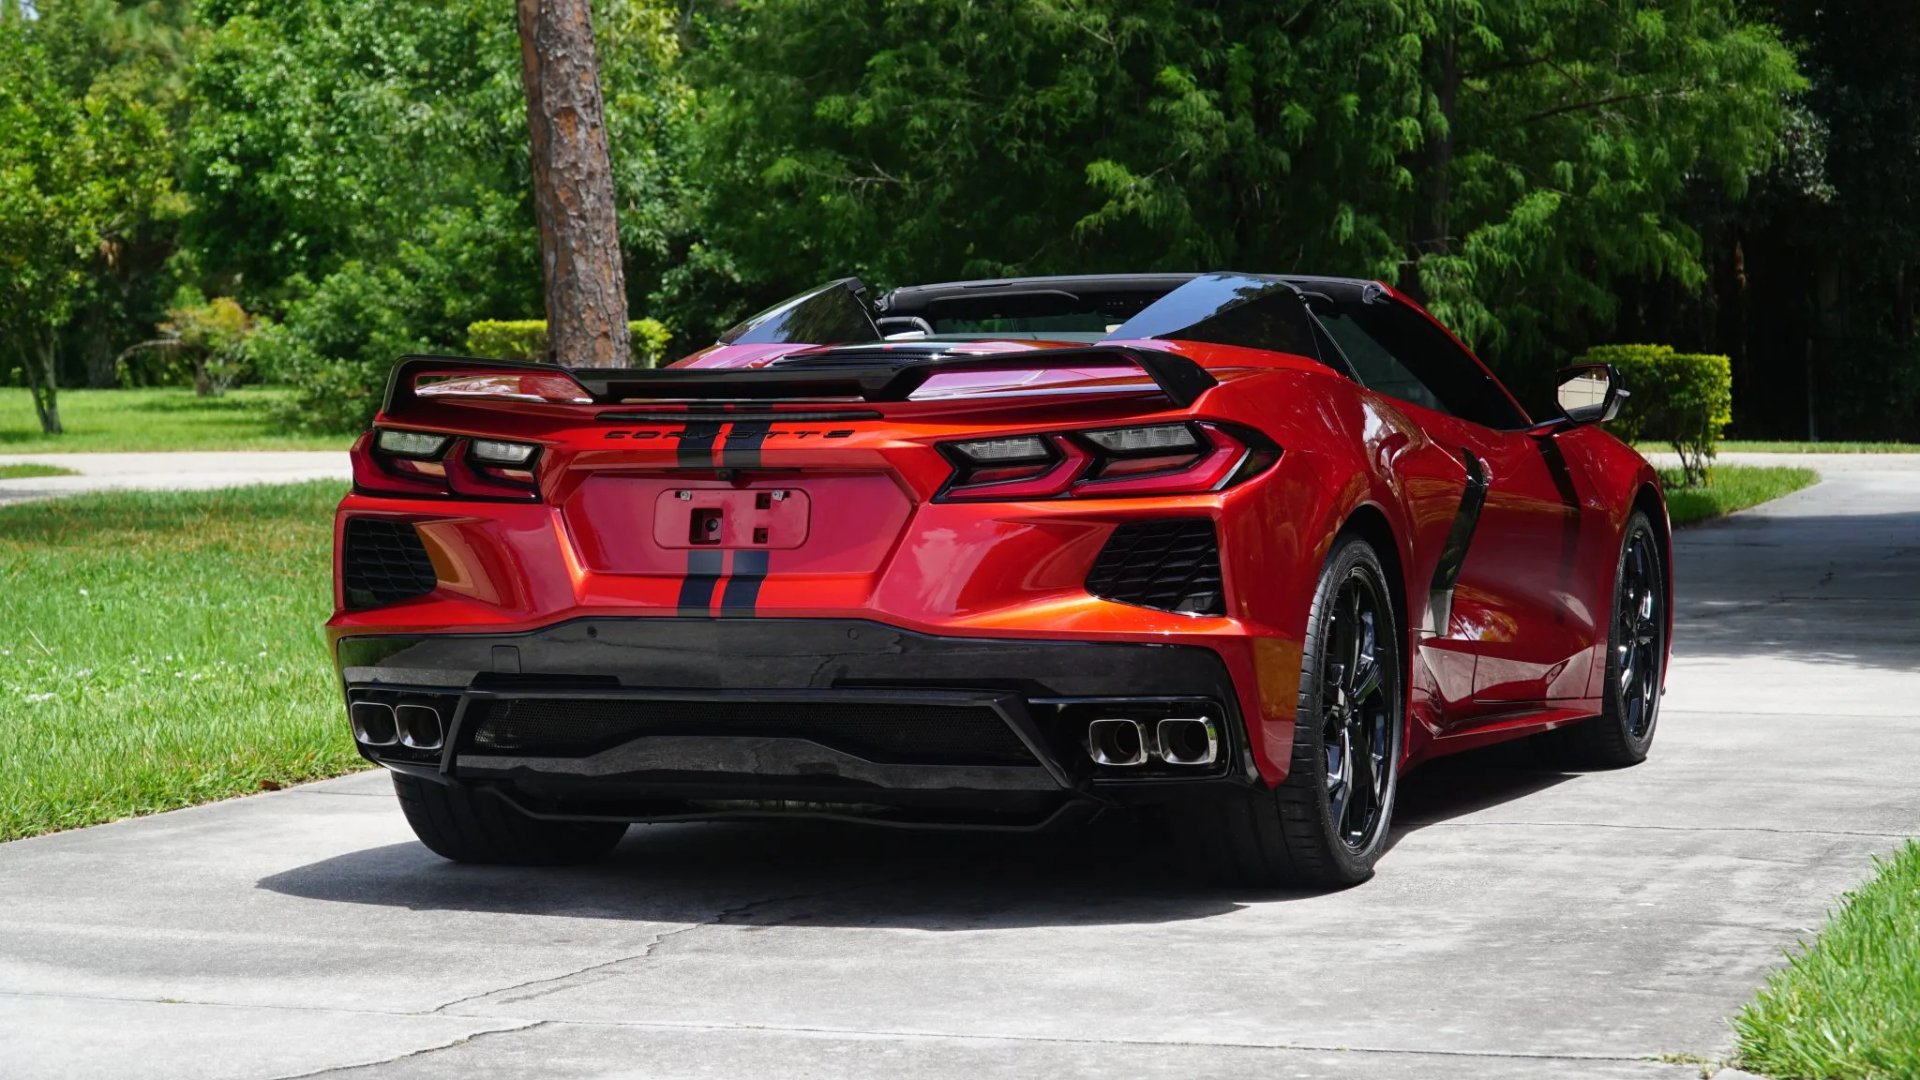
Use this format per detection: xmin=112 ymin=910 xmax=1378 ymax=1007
xmin=0 ymin=387 xmax=349 ymax=452
xmin=0 ymin=481 xmax=362 ymax=841
xmin=1665 ymin=465 xmax=1818 ymax=527
xmin=0 ymin=463 xmax=78 ymax=479
xmin=1734 ymin=840 xmax=1920 ymax=1079
xmin=1640 ymin=440 xmax=1920 ymax=454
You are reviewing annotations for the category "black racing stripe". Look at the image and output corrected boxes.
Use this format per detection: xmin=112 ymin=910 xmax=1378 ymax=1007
xmin=676 ymin=549 xmax=724 ymax=615
xmin=676 ymin=420 xmax=723 ymax=467
xmin=721 ymin=549 xmax=770 ymax=613
xmin=719 ymin=420 xmax=772 ymax=469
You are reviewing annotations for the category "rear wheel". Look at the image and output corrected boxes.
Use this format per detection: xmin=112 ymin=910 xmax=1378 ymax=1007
xmin=392 ymin=773 xmax=628 ymax=865
xmin=1181 ymin=534 xmax=1402 ymax=888
xmin=1543 ymin=510 xmax=1666 ymax=767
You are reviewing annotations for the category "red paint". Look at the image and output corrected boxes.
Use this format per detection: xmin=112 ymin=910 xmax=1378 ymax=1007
xmin=331 ymin=291 xmax=1669 ymax=786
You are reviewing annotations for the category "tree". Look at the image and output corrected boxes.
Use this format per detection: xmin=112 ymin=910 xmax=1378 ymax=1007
xmin=677 ymin=0 xmax=1799 ymax=385
xmin=516 ymin=0 xmax=631 ymax=368
xmin=0 ymin=17 xmax=171 ymax=433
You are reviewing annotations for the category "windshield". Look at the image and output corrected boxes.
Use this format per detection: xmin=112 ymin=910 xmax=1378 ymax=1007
xmin=718 ymin=277 xmax=880 ymax=347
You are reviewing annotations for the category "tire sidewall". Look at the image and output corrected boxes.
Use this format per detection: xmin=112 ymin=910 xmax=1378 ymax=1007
xmin=1604 ymin=511 xmax=1664 ymax=757
xmin=1295 ymin=534 xmax=1404 ymax=877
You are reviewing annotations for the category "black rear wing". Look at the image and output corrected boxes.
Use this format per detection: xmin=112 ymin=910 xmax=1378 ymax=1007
xmin=380 ymin=346 xmax=1218 ymax=414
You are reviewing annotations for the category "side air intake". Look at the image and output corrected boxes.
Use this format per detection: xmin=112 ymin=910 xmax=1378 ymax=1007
xmin=342 ymin=517 xmax=438 ymax=609
xmin=1085 ymin=519 xmax=1225 ymax=616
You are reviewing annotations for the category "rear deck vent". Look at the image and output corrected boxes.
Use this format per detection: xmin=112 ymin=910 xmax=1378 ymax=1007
xmin=1085 ymin=519 xmax=1224 ymax=616
xmin=342 ymin=518 xmax=438 ymax=609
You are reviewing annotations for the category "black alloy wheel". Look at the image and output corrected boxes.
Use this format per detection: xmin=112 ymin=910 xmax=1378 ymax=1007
xmin=1323 ymin=565 xmax=1394 ymax=852
xmin=1543 ymin=509 xmax=1666 ymax=767
xmin=1177 ymin=533 xmax=1402 ymax=888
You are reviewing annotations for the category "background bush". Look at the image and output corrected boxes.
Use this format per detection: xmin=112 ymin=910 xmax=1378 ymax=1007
xmin=467 ymin=319 xmax=671 ymax=367
xmin=1577 ymin=344 xmax=1734 ymax=486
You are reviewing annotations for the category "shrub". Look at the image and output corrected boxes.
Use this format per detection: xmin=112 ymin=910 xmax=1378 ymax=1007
xmin=1575 ymin=344 xmax=1732 ymax=487
xmin=255 ymin=264 xmax=433 ymax=434
xmin=466 ymin=319 xmax=672 ymax=367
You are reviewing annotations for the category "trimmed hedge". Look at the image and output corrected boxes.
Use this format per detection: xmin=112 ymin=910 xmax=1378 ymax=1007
xmin=1575 ymin=344 xmax=1732 ymax=486
xmin=466 ymin=319 xmax=672 ymax=368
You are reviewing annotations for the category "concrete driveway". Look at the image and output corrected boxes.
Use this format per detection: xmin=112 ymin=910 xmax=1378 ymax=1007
xmin=1 ymin=455 xmax=1915 ymax=1079
xmin=0 ymin=451 xmax=349 ymax=505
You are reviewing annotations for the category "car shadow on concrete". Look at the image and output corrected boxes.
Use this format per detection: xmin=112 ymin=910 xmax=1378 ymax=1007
xmin=257 ymin=742 xmax=1573 ymax=926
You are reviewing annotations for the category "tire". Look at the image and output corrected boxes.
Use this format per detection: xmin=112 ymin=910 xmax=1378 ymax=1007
xmin=1179 ymin=533 xmax=1403 ymax=888
xmin=391 ymin=773 xmax=628 ymax=865
xmin=1541 ymin=510 xmax=1666 ymax=768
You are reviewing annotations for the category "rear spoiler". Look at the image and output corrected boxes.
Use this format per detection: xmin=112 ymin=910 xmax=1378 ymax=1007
xmin=381 ymin=346 xmax=1219 ymax=413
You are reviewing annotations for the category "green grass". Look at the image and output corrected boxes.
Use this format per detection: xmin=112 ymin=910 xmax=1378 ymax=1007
xmin=0 ymin=463 xmax=78 ymax=479
xmin=0 ymin=481 xmax=362 ymax=841
xmin=1734 ymin=840 xmax=1920 ymax=1079
xmin=1664 ymin=465 xmax=1818 ymax=527
xmin=0 ymin=387 xmax=349 ymax=452
xmin=1639 ymin=440 xmax=1920 ymax=454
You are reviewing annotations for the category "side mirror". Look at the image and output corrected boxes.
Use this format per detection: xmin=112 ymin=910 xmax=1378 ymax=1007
xmin=1554 ymin=363 xmax=1627 ymax=426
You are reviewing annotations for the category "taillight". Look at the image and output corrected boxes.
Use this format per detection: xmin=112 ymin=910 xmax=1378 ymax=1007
xmin=352 ymin=428 xmax=543 ymax=500
xmin=938 ymin=422 xmax=1276 ymax=501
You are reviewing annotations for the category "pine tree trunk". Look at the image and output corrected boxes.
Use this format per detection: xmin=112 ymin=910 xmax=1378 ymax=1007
xmin=515 ymin=0 xmax=631 ymax=369
xmin=1401 ymin=31 xmax=1458 ymax=302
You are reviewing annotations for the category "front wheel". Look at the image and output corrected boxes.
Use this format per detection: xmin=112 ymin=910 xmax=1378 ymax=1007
xmin=1543 ymin=510 xmax=1666 ymax=767
xmin=1179 ymin=534 xmax=1403 ymax=888
xmin=392 ymin=773 xmax=628 ymax=865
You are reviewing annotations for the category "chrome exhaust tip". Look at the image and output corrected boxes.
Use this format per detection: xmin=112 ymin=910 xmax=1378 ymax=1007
xmin=396 ymin=703 xmax=445 ymax=751
xmin=1086 ymin=718 xmax=1148 ymax=766
xmin=349 ymin=701 xmax=398 ymax=747
xmin=1156 ymin=717 xmax=1218 ymax=766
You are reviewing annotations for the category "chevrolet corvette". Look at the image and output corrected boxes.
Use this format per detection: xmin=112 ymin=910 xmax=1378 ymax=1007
xmin=329 ymin=272 xmax=1669 ymax=887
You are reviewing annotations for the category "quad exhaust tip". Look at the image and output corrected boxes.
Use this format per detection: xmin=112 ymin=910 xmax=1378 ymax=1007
xmin=1156 ymin=717 xmax=1218 ymax=766
xmin=396 ymin=703 xmax=445 ymax=752
xmin=349 ymin=701 xmax=398 ymax=747
xmin=1084 ymin=715 xmax=1219 ymax=767
xmin=1086 ymin=718 xmax=1148 ymax=766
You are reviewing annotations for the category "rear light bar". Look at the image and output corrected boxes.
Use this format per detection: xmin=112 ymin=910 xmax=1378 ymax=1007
xmin=938 ymin=422 xmax=1277 ymax=501
xmin=353 ymin=428 xmax=543 ymax=500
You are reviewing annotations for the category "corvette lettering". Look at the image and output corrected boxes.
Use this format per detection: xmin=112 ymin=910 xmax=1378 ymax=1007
xmin=601 ymin=429 xmax=854 ymax=440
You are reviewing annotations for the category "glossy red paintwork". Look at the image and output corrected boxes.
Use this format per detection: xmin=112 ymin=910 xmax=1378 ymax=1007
xmin=329 ymin=289 xmax=1670 ymax=786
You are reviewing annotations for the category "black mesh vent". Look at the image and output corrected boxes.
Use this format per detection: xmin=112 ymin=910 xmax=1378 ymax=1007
xmin=1085 ymin=519 xmax=1224 ymax=616
xmin=342 ymin=518 xmax=438 ymax=609
xmin=469 ymin=698 xmax=1036 ymax=766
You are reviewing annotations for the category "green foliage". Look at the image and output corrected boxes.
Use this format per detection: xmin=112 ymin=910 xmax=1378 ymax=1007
xmin=678 ymin=0 xmax=1802 ymax=360
xmin=466 ymin=319 xmax=671 ymax=366
xmin=1578 ymin=344 xmax=1732 ymax=486
xmin=1735 ymin=839 xmax=1920 ymax=1080
xmin=172 ymin=0 xmax=687 ymax=429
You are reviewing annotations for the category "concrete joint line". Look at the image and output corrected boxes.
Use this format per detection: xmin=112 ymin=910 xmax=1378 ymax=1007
xmin=263 ymin=1020 xmax=549 ymax=1080
xmin=428 ymin=874 xmax=903 ymax=1014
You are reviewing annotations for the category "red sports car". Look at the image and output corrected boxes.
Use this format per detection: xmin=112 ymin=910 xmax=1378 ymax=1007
xmin=329 ymin=273 xmax=1669 ymax=887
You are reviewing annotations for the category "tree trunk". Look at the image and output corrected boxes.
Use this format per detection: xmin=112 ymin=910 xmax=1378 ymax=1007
xmin=79 ymin=300 xmax=120 ymax=387
xmin=515 ymin=0 xmax=631 ymax=369
xmin=1400 ymin=30 xmax=1458 ymax=302
xmin=23 ymin=327 xmax=63 ymax=435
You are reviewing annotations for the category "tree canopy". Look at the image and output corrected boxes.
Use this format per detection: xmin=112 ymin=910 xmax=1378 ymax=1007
xmin=5 ymin=0 xmax=1914 ymax=437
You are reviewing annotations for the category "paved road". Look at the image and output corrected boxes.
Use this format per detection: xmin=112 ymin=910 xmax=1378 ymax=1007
xmin=1 ymin=456 xmax=1915 ymax=1079
xmin=0 ymin=451 xmax=348 ymax=504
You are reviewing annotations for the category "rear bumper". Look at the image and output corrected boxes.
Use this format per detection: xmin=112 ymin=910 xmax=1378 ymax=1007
xmin=336 ymin=617 xmax=1261 ymax=828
